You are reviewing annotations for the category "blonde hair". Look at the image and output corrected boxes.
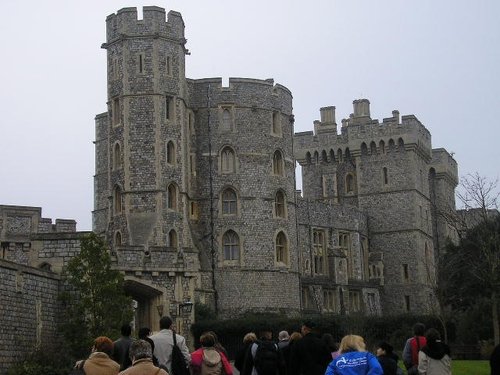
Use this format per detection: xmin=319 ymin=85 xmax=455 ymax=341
xmin=289 ymin=332 xmax=303 ymax=342
xmin=243 ymin=332 xmax=257 ymax=344
xmin=338 ymin=335 xmax=366 ymax=353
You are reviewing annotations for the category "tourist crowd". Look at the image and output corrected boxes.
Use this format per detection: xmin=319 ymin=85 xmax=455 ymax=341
xmin=72 ymin=319 xmax=500 ymax=375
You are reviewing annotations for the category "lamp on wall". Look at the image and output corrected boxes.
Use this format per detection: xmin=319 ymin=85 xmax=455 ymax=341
xmin=178 ymin=301 xmax=193 ymax=315
xmin=156 ymin=304 xmax=164 ymax=317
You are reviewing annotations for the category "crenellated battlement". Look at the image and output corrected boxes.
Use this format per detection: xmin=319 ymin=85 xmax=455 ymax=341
xmin=430 ymin=148 xmax=459 ymax=184
xmin=187 ymin=77 xmax=293 ymax=112
xmin=104 ymin=6 xmax=185 ymax=46
xmin=294 ymin=99 xmax=433 ymax=163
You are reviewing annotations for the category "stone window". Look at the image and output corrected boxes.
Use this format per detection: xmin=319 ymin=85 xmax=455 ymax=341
xmin=138 ymin=53 xmax=145 ymax=74
xmin=337 ymin=148 xmax=343 ymax=162
xmin=404 ymin=295 xmax=411 ymax=312
xmin=190 ymin=201 xmax=199 ymax=220
xmin=274 ymin=190 xmax=286 ymax=218
xmin=273 ymin=150 xmax=285 ymax=176
xmin=113 ymin=143 xmax=122 ymax=170
xmin=402 ymin=264 xmax=410 ymax=282
xmin=370 ymin=141 xmax=377 ymax=155
xmin=329 ymin=149 xmax=335 ymax=162
xmin=222 ymin=188 xmax=238 ymax=216
xmin=339 ymin=232 xmax=353 ymax=279
xmin=165 ymin=96 xmax=173 ymax=120
xmin=168 ymin=229 xmax=178 ymax=248
xmin=112 ymin=58 xmax=119 ymax=80
xmin=190 ymin=153 xmax=196 ymax=176
xmin=302 ymin=287 xmax=312 ymax=309
xmin=166 ymin=141 xmax=176 ymax=165
xmin=383 ymin=167 xmax=388 ymax=185
xmin=275 ymin=231 xmax=288 ymax=265
xmin=349 ymin=290 xmax=361 ymax=313
xmin=361 ymin=142 xmax=368 ymax=156
xmin=321 ymin=150 xmax=328 ymax=163
xmin=166 ymin=56 xmax=172 ymax=76
xmin=220 ymin=107 xmax=233 ymax=132
xmin=113 ymin=185 xmax=123 ymax=215
xmin=379 ymin=140 xmax=385 ymax=154
xmin=313 ymin=151 xmax=319 ymax=164
xmin=323 ymin=289 xmax=336 ymax=312
xmin=220 ymin=146 xmax=236 ymax=173
xmin=388 ymin=138 xmax=395 ymax=152
xmin=188 ymin=111 xmax=195 ymax=134
xmin=367 ymin=293 xmax=377 ymax=314
xmin=167 ymin=183 xmax=177 ymax=211
xmin=398 ymin=137 xmax=405 ymax=151
xmin=223 ymin=230 xmax=240 ymax=261
xmin=272 ymin=111 xmax=282 ymax=136
xmin=115 ymin=231 xmax=122 ymax=247
xmin=361 ymin=236 xmax=369 ymax=280
xmin=112 ymin=98 xmax=121 ymax=126
xmin=345 ymin=173 xmax=355 ymax=194
xmin=313 ymin=229 xmax=326 ymax=275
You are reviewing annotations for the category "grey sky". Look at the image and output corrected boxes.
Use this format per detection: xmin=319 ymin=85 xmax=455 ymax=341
xmin=1 ymin=0 xmax=499 ymax=230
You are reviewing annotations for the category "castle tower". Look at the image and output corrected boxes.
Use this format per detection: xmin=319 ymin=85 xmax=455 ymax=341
xmin=294 ymin=100 xmax=450 ymax=314
xmin=187 ymin=78 xmax=301 ymax=317
xmin=93 ymin=7 xmax=197 ymax=334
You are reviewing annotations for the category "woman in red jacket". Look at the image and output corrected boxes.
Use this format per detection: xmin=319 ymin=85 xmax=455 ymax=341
xmin=190 ymin=332 xmax=233 ymax=375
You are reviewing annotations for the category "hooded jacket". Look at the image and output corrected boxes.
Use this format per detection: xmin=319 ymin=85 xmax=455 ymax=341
xmin=190 ymin=347 xmax=233 ymax=375
xmin=418 ymin=341 xmax=451 ymax=375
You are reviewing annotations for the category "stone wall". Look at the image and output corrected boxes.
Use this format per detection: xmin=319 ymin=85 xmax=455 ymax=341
xmin=0 ymin=259 xmax=61 ymax=374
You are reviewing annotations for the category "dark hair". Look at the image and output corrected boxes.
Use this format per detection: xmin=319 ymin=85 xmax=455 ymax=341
xmin=322 ymin=333 xmax=338 ymax=352
xmin=138 ymin=327 xmax=151 ymax=340
xmin=159 ymin=316 xmax=173 ymax=330
xmin=413 ymin=323 xmax=426 ymax=336
xmin=425 ymin=328 xmax=441 ymax=343
xmin=200 ymin=332 xmax=216 ymax=347
xmin=94 ymin=336 xmax=114 ymax=356
xmin=121 ymin=324 xmax=132 ymax=336
xmin=303 ymin=320 xmax=317 ymax=329
xmin=378 ymin=341 xmax=394 ymax=354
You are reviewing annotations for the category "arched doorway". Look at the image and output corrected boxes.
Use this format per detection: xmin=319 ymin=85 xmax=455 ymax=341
xmin=123 ymin=278 xmax=164 ymax=332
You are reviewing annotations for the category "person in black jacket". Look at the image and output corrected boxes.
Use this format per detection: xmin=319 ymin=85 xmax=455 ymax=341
xmin=376 ymin=341 xmax=399 ymax=375
xmin=491 ymin=343 xmax=500 ymax=375
xmin=289 ymin=321 xmax=331 ymax=375
xmin=234 ymin=332 xmax=257 ymax=372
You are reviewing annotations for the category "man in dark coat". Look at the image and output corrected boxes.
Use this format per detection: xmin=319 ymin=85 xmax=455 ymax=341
xmin=113 ymin=323 xmax=133 ymax=371
xmin=289 ymin=321 xmax=331 ymax=375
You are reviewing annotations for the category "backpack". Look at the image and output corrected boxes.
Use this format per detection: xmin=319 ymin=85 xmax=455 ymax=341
xmin=171 ymin=333 xmax=190 ymax=375
xmin=254 ymin=340 xmax=279 ymax=375
xmin=201 ymin=348 xmax=223 ymax=375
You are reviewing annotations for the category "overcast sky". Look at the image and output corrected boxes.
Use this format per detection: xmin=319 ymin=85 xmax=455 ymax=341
xmin=1 ymin=0 xmax=499 ymax=231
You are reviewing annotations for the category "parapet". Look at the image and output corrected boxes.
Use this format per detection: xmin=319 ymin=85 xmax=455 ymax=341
xmin=187 ymin=77 xmax=293 ymax=112
xmin=0 ymin=205 xmax=77 ymax=240
xmin=430 ymin=148 xmax=458 ymax=185
xmin=294 ymin=99 xmax=434 ymax=163
xmin=104 ymin=6 xmax=185 ymax=45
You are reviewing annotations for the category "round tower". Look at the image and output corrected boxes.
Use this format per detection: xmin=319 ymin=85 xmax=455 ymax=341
xmin=188 ymin=78 xmax=300 ymax=317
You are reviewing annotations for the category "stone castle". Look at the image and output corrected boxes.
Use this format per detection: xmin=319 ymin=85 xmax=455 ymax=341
xmin=0 ymin=6 xmax=458 ymax=369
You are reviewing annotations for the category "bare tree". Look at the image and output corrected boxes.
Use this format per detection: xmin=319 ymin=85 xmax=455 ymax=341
xmin=441 ymin=173 xmax=500 ymax=345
